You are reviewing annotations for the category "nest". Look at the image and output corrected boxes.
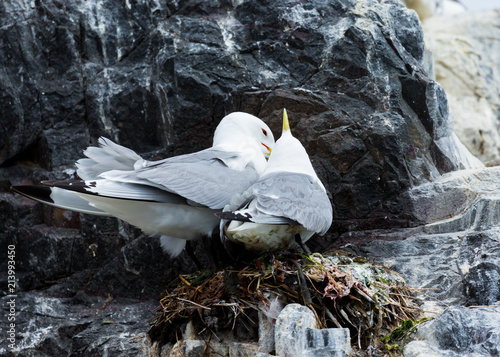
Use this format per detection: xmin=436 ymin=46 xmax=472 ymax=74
xmin=148 ymin=251 xmax=421 ymax=354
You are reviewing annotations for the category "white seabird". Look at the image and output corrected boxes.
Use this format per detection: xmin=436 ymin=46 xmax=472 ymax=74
xmin=12 ymin=112 xmax=275 ymax=258
xmin=217 ymin=109 xmax=332 ymax=253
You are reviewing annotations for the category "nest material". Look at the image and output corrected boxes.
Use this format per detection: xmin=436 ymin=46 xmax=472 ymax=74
xmin=148 ymin=251 xmax=421 ymax=353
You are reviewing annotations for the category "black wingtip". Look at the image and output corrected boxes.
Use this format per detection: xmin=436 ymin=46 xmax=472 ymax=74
xmin=215 ymin=211 xmax=253 ymax=222
xmin=42 ymin=179 xmax=96 ymax=194
xmin=11 ymin=185 xmax=55 ymax=204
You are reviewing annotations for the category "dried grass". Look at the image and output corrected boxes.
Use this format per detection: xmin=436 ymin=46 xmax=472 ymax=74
xmin=148 ymin=250 xmax=421 ymax=353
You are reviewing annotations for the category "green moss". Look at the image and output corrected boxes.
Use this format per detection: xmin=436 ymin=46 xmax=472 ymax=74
xmin=381 ymin=317 xmax=431 ymax=352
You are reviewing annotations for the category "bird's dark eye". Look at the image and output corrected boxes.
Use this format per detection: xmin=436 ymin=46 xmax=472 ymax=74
xmin=262 ymin=128 xmax=268 ymax=136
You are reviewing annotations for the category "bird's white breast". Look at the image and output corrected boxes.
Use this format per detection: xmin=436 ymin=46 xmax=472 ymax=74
xmin=224 ymin=221 xmax=314 ymax=253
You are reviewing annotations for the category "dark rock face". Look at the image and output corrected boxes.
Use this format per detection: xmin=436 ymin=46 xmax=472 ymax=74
xmin=434 ymin=307 xmax=500 ymax=355
xmin=406 ymin=306 xmax=500 ymax=357
xmin=1 ymin=0 xmax=477 ymax=227
xmin=0 ymin=291 xmax=155 ymax=356
xmin=464 ymin=262 xmax=500 ymax=306
xmin=0 ymin=0 xmax=492 ymax=355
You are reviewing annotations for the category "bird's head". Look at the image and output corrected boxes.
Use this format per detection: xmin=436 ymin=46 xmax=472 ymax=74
xmin=262 ymin=108 xmax=321 ymax=183
xmin=213 ymin=112 xmax=275 ymax=159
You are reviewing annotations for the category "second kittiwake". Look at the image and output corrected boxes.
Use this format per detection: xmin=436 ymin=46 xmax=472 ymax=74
xmin=217 ymin=109 xmax=332 ymax=253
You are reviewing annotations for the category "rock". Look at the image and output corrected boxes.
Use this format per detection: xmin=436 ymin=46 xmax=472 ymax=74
xmin=165 ymin=340 xmax=261 ymax=357
xmin=275 ymin=304 xmax=319 ymax=356
xmin=168 ymin=340 xmax=227 ymax=357
xmin=229 ymin=342 xmax=261 ymax=357
xmin=423 ymin=11 xmax=500 ymax=163
xmin=274 ymin=304 xmax=351 ymax=357
xmin=0 ymin=291 xmax=155 ymax=357
xmin=338 ymin=168 xmax=500 ymax=316
xmin=258 ymin=310 xmax=276 ymax=354
xmin=464 ymin=262 xmax=500 ymax=306
xmin=302 ymin=328 xmax=352 ymax=357
xmin=342 ymin=226 xmax=500 ymax=313
xmin=404 ymin=166 xmax=500 ymax=228
xmin=404 ymin=306 xmax=500 ymax=357
xmin=401 ymin=0 xmax=465 ymax=21
xmin=335 ymin=164 xmax=500 ymax=354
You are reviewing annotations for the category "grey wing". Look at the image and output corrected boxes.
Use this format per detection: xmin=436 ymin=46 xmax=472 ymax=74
xmin=249 ymin=173 xmax=333 ymax=234
xmin=101 ymin=149 xmax=259 ymax=210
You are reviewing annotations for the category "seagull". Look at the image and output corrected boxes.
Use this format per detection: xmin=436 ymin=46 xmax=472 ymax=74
xmin=217 ymin=109 xmax=332 ymax=254
xmin=12 ymin=112 xmax=275 ymax=258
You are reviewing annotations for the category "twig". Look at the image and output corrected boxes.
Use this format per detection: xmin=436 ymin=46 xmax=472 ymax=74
xmin=325 ymin=307 xmax=342 ymax=328
xmin=292 ymin=260 xmax=312 ymax=305
xmin=177 ymin=298 xmax=211 ymax=310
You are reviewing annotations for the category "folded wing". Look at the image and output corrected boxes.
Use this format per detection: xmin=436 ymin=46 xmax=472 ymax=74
xmin=218 ymin=173 xmax=332 ymax=235
xmin=101 ymin=148 xmax=259 ymax=209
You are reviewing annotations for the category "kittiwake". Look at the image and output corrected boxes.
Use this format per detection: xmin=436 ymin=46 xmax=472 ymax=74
xmin=12 ymin=112 xmax=275 ymax=258
xmin=217 ymin=109 xmax=332 ymax=253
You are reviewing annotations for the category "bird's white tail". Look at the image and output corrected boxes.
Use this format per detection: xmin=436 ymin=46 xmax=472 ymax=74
xmin=76 ymin=137 xmax=143 ymax=180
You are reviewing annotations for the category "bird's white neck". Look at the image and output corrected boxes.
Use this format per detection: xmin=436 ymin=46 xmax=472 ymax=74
xmin=213 ymin=126 xmax=267 ymax=174
xmin=263 ymin=132 xmax=325 ymax=190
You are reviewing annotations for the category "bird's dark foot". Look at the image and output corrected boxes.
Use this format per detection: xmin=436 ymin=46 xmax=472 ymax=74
xmin=204 ymin=230 xmax=240 ymax=269
xmin=185 ymin=241 xmax=202 ymax=270
xmin=221 ymin=238 xmax=260 ymax=266
xmin=295 ymin=234 xmax=312 ymax=255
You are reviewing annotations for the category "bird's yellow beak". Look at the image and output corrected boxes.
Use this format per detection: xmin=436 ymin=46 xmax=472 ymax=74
xmin=283 ymin=108 xmax=290 ymax=133
xmin=262 ymin=143 xmax=272 ymax=158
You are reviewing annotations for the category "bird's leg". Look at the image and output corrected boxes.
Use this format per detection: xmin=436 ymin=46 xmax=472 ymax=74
xmin=208 ymin=234 xmax=223 ymax=270
xmin=207 ymin=230 xmax=235 ymax=269
xmin=292 ymin=260 xmax=312 ymax=305
xmin=295 ymin=234 xmax=312 ymax=255
xmin=185 ymin=241 xmax=202 ymax=270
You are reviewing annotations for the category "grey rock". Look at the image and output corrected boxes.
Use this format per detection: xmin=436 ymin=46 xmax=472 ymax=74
xmin=406 ymin=166 xmax=500 ymax=228
xmin=341 ymin=166 xmax=500 ymax=311
xmin=423 ymin=10 xmax=500 ymax=163
xmin=166 ymin=339 xmax=260 ymax=357
xmin=258 ymin=310 xmax=276 ymax=354
xmin=0 ymin=291 xmax=155 ymax=357
xmin=338 ymin=166 xmax=500 ymax=354
xmin=464 ymin=262 xmax=500 ymax=307
xmin=344 ymin=226 xmax=500 ymax=312
xmin=302 ymin=328 xmax=352 ymax=357
xmin=274 ymin=304 xmax=351 ymax=357
xmin=405 ymin=306 xmax=500 ymax=357
xmin=228 ymin=342 xmax=261 ymax=357
xmin=275 ymin=304 xmax=319 ymax=356
xmin=168 ymin=340 xmax=228 ymax=357
xmin=160 ymin=325 xmax=265 ymax=356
